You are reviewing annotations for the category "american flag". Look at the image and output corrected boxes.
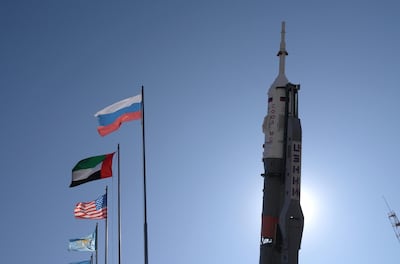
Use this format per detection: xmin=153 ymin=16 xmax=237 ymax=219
xmin=74 ymin=194 xmax=107 ymax=219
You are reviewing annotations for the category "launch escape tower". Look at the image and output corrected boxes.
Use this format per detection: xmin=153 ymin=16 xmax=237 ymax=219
xmin=259 ymin=22 xmax=304 ymax=264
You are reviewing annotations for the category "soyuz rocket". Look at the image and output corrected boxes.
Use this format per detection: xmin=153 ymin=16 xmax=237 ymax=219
xmin=259 ymin=22 xmax=304 ymax=264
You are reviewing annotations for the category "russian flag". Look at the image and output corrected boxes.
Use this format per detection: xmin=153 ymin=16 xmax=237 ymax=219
xmin=95 ymin=94 xmax=142 ymax=136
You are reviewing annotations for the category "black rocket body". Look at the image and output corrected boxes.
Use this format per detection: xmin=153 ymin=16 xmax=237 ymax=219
xmin=259 ymin=22 xmax=304 ymax=264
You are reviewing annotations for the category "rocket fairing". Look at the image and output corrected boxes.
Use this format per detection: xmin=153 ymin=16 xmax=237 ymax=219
xmin=259 ymin=22 xmax=304 ymax=264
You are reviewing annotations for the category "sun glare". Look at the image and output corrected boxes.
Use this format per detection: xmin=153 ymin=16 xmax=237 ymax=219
xmin=301 ymin=187 xmax=318 ymax=228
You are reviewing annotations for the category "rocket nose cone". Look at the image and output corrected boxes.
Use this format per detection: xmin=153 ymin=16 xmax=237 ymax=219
xmin=270 ymin=74 xmax=288 ymax=89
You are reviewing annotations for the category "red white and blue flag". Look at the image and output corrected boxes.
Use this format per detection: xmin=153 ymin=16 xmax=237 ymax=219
xmin=74 ymin=194 xmax=107 ymax=219
xmin=94 ymin=94 xmax=142 ymax=136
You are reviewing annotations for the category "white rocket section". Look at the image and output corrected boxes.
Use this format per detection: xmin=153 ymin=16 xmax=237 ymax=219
xmin=262 ymin=22 xmax=289 ymax=159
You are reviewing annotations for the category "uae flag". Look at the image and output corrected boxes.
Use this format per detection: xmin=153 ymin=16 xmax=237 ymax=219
xmin=70 ymin=153 xmax=115 ymax=187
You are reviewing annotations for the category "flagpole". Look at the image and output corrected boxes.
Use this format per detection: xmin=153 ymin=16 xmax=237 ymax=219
xmin=95 ymin=222 xmax=98 ymax=264
xmin=141 ymin=85 xmax=149 ymax=264
xmin=105 ymin=186 xmax=108 ymax=264
xmin=117 ymin=143 xmax=122 ymax=264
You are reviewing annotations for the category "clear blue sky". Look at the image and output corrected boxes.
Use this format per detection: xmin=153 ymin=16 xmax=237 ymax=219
xmin=1 ymin=0 xmax=400 ymax=263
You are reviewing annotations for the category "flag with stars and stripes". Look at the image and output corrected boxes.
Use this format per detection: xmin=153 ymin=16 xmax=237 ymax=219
xmin=74 ymin=194 xmax=107 ymax=219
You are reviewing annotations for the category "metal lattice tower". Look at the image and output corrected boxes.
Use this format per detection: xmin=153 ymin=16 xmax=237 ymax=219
xmin=384 ymin=196 xmax=400 ymax=243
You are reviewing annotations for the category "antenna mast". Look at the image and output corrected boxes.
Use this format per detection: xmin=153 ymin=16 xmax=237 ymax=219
xmin=383 ymin=196 xmax=400 ymax=243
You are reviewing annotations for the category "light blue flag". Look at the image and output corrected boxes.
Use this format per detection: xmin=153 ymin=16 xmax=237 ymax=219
xmin=68 ymin=229 xmax=96 ymax=252
xmin=69 ymin=261 xmax=91 ymax=264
